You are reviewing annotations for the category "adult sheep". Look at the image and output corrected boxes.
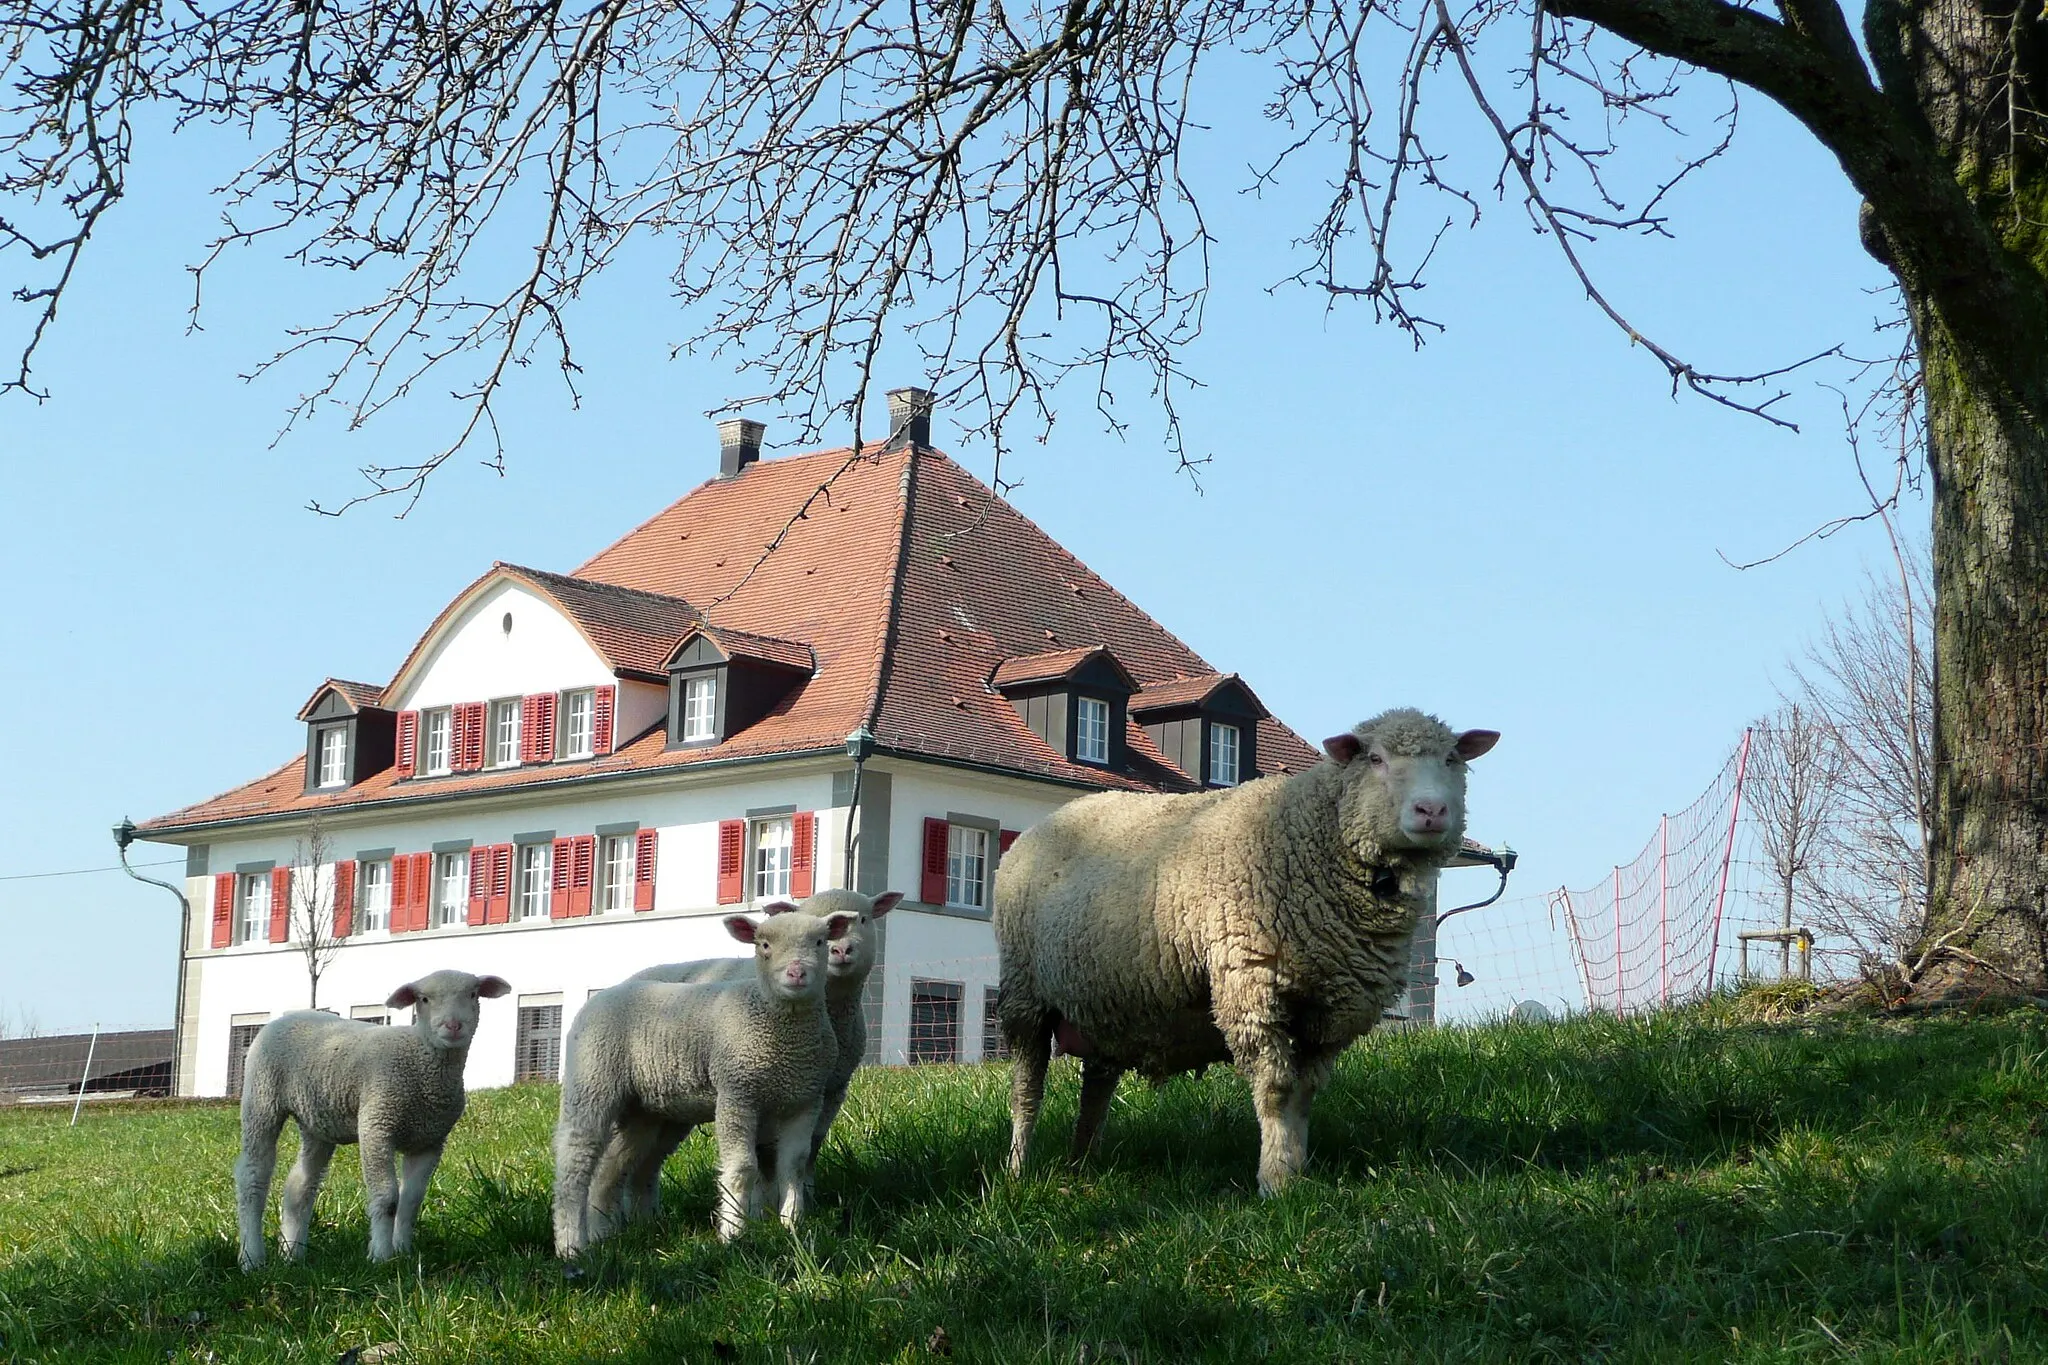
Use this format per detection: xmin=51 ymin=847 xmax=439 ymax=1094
xmin=994 ymin=707 xmax=1498 ymax=1195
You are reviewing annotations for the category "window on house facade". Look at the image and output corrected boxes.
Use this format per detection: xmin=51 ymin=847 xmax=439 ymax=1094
xmin=315 ymin=725 xmax=349 ymax=788
xmin=238 ymin=872 xmax=271 ymax=944
xmin=1209 ymin=722 xmax=1241 ymax=786
xmin=422 ymin=708 xmax=452 ymax=775
xmin=226 ymin=1021 xmax=266 ymax=1097
xmin=909 ymin=980 xmax=963 ymax=1064
xmin=349 ymin=1005 xmax=390 ymax=1025
xmin=559 ymin=689 xmax=595 ymax=759
xmin=682 ymin=675 xmax=718 ymax=742
xmin=752 ymin=816 xmax=793 ymax=901
xmin=360 ymin=859 xmax=392 ymax=933
xmin=490 ymin=698 xmax=521 ymax=767
xmin=946 ymin=825 xmax=990 ymax=909
xmin=435 ymin=851 xmax=469 ymax=928
xmin=596 ymin=834 xmax=635 ymax=914
xmin=1075 ymin=696 xmax=1110 ymax=764
xmin=515 ymin=1002 xmax=563 ymax=1082
xmin=517 ymin=842 xmax=553 ymax=919
xmin=982 ymin=986 xmax=1009 ymax=1062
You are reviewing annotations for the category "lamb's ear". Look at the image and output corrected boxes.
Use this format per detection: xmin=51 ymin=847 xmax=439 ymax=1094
xmin=1323 ymin=733 xmax=1363 ymax=765
xmin=476 ymin=975 xmax=512 ymax=999
xmin=385 ymin=983 xmax=421 ymax=1010
xmin=823 ymin=912 xmax=859 ymax=941
xmin=869 ymin=891 xmax=904 ymax=918
xmin=1454 ymin=730 xmax=1501 ymax=761
xmin=759 ymin=900 xmax=800 ymax=916
xmin=723 ymin=915 xmax=760 ymax=944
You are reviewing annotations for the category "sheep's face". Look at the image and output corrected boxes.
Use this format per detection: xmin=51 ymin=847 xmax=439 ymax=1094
xmin=1323 ymin=709 xmax=1499 ymax=856
xmin=725 ymin=910 xmax=859 ymax=1002
xmin=387 ymin=970 xmax=511 ymax=1052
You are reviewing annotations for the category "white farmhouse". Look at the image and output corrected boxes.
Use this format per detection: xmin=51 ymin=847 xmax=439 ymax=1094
xmin=137 ymin=392 xmax=1483 ymax=1098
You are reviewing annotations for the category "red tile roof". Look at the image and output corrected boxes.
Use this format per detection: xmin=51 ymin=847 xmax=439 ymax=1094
xmin=673 ymin=624 xmax=815 ymax=673
xmin=138 ymin=444 xmax=1322 ymax=836
xmin=1130 ymin=672 xmax=1270 ymax=716
xmin=295 ymin=678 xmax=386 ymax=721
xmin=990 ymin=645 xmax=1135 ymax=690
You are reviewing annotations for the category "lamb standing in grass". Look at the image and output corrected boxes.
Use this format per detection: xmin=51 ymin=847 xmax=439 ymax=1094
xmin=552 ymin=908 xmax=857 ymax=1254
xmin=995 ymin=707 xmax=1498 ymax=1195
xmin=234 ymin=969 xmax=511 ymax=1270
xmin=592 ymin=888 xmax=904 ymax=1226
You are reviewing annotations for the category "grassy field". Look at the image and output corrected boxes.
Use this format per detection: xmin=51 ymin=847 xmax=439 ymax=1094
xmin=2 ymin=1002 xmax=2045 ymax=1363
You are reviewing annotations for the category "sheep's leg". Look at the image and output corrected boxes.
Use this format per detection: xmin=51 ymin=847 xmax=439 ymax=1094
xmin=1070 ymin=1059 xmax=1127 ymax=1162
xmin=360 ymin=1134 xmax=401 ymax=1262
xmin=552 ymin=1115 xmax=613 ymax=1259
xmin=1004 ymin=1011 xmax=1054 ymax=1177
xmin=392 ymin=1146 xmax=442 ymax=1254
xmin=1233 ymin=1034 xmax=1308 ymax=1198
xmin=711 ymin=1105 xmax=763 ymax=1243
xmin=276 ymin=1132 xmax=334 ymax=1262
xmin=804 ymin=1082 xmax=850 ymax=1193
xmin=770 ymin=1103 xmax=823 ymax=1230
xmin=587 ymin=1125 xmax=640 ymax=1237
xmin=234 ymin=1106 xmax=286 ymax=1272
xmin=626 ymin=1123 xmax=693 ymax=1223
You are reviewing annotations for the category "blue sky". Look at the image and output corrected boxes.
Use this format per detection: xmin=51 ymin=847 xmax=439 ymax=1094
xmin=0 ymin=63 xmax=1909 ymax=1034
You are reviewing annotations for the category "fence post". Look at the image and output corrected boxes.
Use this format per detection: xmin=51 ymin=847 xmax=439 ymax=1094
xmin=1659 ymin=815 xmax=1670 ymax=1007
xmin=1705 ymin=730 xmax=1754 ymax=992
xmin=1612 ymin=865 xmax=1625 ymax=1016
xmin=1555 ymin=889 xmax=1598 ymax=1012
xmin=69 ymin=1024 xmax=100 ymax=1128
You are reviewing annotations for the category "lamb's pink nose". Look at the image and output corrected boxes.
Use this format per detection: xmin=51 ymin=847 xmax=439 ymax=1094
xmin=1410 ymin=800 xmax=1449 ymax=829
xmin=782 ymin=964 xmax=809 ymax=986
xmin=439 ymin=1020 xmax=464 ymax=1039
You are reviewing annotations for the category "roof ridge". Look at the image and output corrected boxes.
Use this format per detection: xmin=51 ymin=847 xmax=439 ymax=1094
xmin=859 ymin=447 xmax=920 ymax=733
xmin=500 ymin=562 xmax=702 ymax=611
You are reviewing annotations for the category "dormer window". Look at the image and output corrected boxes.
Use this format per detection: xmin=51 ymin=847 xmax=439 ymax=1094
xmin=560 ymin=689 xmax=596 ymax=759
xmin=682 ymin=675 xmax=718 ymax=741
xmin=1131 ymin=673 xmax=1268 ymax=788
xmin=993 ymin=645 xmax=1136 ymax=771
xmin=1075 ymin=697 xmax=1110 ymax=765
xmin=314 ymin=725 xmax=350 ymax=789
xmin=421 ymin=708 xmax=453 ymax=776
xmin=298 ymin=680 xmax=397 ymax=793
xmin=665 ymin=627 xmax=813 ymax=750
xmin=1209 ymin=723 xmax=1241 ymax=786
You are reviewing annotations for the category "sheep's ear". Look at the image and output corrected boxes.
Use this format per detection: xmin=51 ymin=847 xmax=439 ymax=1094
xmin=759 ymin=900 xmax=799 ymax=917
xmin=823 ymin=912 xmax=859 ymax=941
xmin=1322 ymin=733 xmax=1363 ymax=765
xmin=869 ymin=891 xmax=904 ymax=918
xmin=385 ymin=983 xmax=421 ymax=1010
xmin=476 ymin=975 xmax=512 ymax=999
xmin=724 ymin=915 xmax=760 ymax=944
xmin=1454 ymin=730 xmax=1501 ymax=761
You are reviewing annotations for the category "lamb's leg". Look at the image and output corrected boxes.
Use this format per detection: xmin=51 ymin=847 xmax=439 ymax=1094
xmin=392 ymin=1146 xmax=442 ymax=1254
xmin=770 ymin=1103 xmax=823 ymax=1230
xmin=1231 ymin=1029 xmax=1306 ymax=1197
xmin=553 ymin=1114 xmax=613 ymax=1259
xmin=276 ymin=1132 xmax=334 ymax=1262
xmin=234 ymin=1105 xmax=286 ymax=1272
xmin=804 ymin=1082 xmax=850 ymax=1193
xmin=591 ymin=1117 xmax=668 ymax=1236
xmin=1071 ymin=1058 xmax=1127 ymax=1161
xmin=711 ymin=1105 xmax=762 ymax=1243
xmin=625 ymin=1123 xmax=693 ymax=1223
xmin=1004 ymin=1007 xmax=1054 ymax=1177
xmin=360 ymin=1134 xmax=401 ymax=1262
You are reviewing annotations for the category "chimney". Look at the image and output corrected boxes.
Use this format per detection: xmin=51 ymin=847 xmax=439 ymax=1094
xmin=717 ymin=417 xmax=766 ymax=478
xmin=885 ymin=387 xmax=936 ymax=449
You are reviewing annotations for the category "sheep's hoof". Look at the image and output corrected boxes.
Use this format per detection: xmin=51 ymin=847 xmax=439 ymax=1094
xmin=238 ymin=1251 xmax=265 ymax=1273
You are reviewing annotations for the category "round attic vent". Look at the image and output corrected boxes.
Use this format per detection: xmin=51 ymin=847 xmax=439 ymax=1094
xmin=502 ymin=611 xmax=514 ymax=635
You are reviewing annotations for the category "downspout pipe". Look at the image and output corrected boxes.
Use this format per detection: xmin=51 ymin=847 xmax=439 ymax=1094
xmin=114 ymin=818 xmax=190 ymax=1097
xmin=842 ymin=726 xmax=877 ymax=888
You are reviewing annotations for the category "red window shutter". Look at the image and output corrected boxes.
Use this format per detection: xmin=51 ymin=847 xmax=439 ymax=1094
xmin=791 ymin=811 xmax=816 ymax=899
xmin=633 ymin=829 xmax=658 ymax=911
xmin=211 ymin=873 xmax=235 ymax=948
xmin=457 ymin=702 xmax=487 ymax=772
xmin=592 ymin=685 xmax=616 ymax=756
xmin=534 ymin=694 xmax=558 ymax=762
xmin=332 ymin=860 xmax=356 ymax=938
xmin=396 ymin=711 xmax=420 ymax=778
xmin=550 ymin=837 xmax=574 ymax=919
xmin=716 ymin=820 xmax=745 ymax=905
xmin=413 ymin=852 xmax=435 ymax=931
xmin=999 ymin=828 xmax=1020 ymax=855
xmin=389 ymin=856 xmax=411 ymax=934
xmin=921 ymin=818 xmax=950 ymax=904
xmin=569 ymin=835 xmax=596 ymax=916
xmin=269 ymin=866 xmax=293 ymax=943
xmin=519 ymin=696 xmax=542 ymax=763
xmin=487 ymin=844 xmax=513 ymax=924
xmin=467 ymin=849 xmax=490 ymax=926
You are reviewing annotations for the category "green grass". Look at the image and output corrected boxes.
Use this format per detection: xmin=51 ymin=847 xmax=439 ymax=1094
xmin=3 ymin=1004 xmax=2046 ymax=1363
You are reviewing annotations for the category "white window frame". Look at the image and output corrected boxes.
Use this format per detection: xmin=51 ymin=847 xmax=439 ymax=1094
xmin=238 ymin=872 xmax=271 ymax=944
xmin=1075 ymin=696 xmax=1110 ymax=764
xmin=360 ymin=859 xmax=391 ymax=933
xmin=490 ymin=698 xmax=521 ymax=768
xmin=682 ymin=675 xmax=718 ymax=742
xmin=517 ymin=842 xmax=553 ymax=920
xmin=421 ymin=707 xmax=453 ymax=776
xmin=315 ymin=725 xmax=349 ymax=788
xmin=1209 ymin=722 xmax=1241 ymax=787
xmin=946 ymin=824 xmax=990 ymax=909
xmin=560 ymin=689 xmax=595 ymax=759
xmin=435 ymin=851 xmax=469 ymax=928
xmin=596 ymin=834 xmax=635 ymax=914
xmin=751 ymin=816 xmax=793 ymax=902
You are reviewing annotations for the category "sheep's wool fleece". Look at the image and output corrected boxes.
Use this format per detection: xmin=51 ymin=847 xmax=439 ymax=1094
xmin=242 ymin=1013 xmax=469 ymax=1153
xmin=995 ymin=708 xmax=1470 ymax=1080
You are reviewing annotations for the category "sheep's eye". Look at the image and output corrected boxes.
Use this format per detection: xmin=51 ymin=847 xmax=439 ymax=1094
xmin=1367 ymin=752 xmax=1385 ymax=767
xmin=1446 ymin=754 xmax=1461 ymax=766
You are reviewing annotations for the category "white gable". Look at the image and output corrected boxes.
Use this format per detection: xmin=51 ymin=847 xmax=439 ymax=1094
xmin=392 ymin=580 xmax=613 ymax=711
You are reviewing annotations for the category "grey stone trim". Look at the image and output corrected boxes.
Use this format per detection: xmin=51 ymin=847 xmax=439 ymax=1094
xmin=355 ymin=847 xmax=395 ymax=862
xmin=234 ymin=860 xmax=276 ymax=875
xmin=594 ymin=820 xmax=641 ymax=838
xmin=512 ymin=830 xmax=556 ymax=846
xmin=746 ymin=803 xmax=797 ymax=819
xmin=432 ymin=839 xmax=474 ymax=854
xmin=184 ymin=845 xmax=210 ymax=877
xmin=854 ymin=770 xmax=893 ymax=896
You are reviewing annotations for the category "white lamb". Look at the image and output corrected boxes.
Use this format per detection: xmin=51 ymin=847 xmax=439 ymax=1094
xmin=551 ymin=907 xmax=857 ymax=1254
xmin=593 ymin=888 xmax=903 ymax=1225
xmin=995 ymin=707 xmax=1498 ymax=1195
xmin=234 ymin=969 xmax=511 ymax=1270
